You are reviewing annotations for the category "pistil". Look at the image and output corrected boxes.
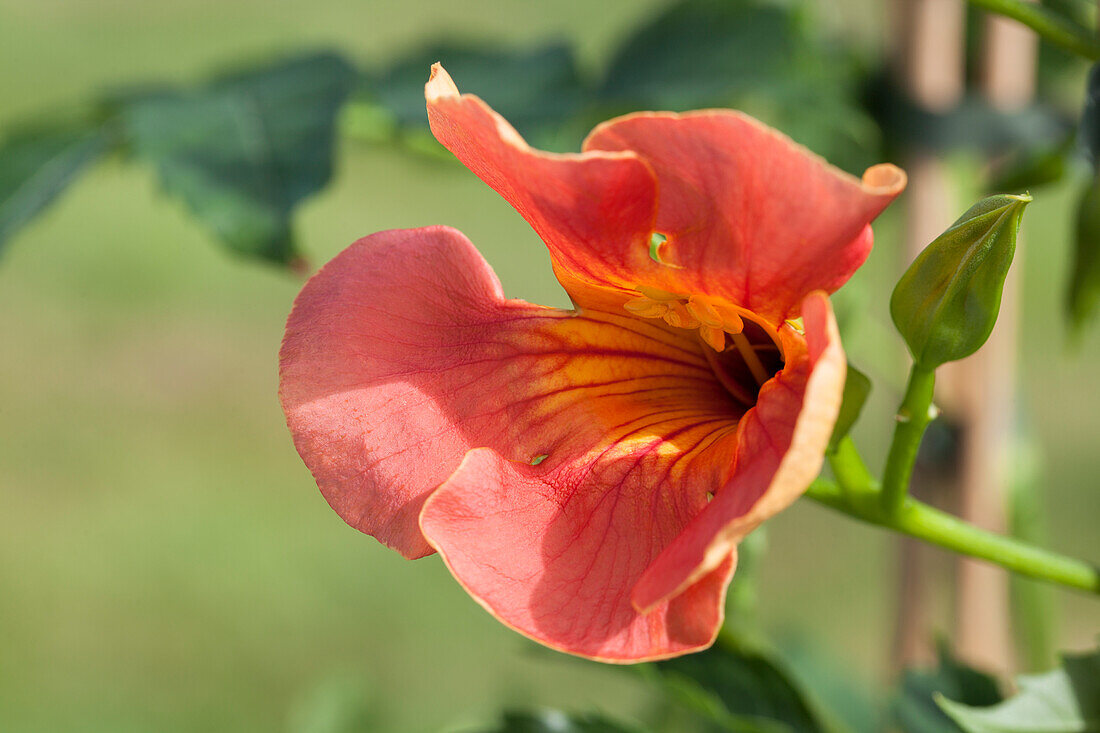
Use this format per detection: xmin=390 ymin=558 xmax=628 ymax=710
xmin=730 ymin=331 xmax=771 ymax=387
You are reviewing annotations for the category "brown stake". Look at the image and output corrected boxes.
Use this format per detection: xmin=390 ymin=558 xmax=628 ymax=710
xmin=953 ymin=5 xmax=1038 ymax=678
xmin=891 ymin=0 xmax=968 ymax=672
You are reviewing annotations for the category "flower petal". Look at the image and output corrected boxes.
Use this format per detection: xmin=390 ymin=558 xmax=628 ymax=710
xmin=631 ymin=291 xmax=845 ymax=612
xmin=584 ymin=112 xmax=906 ymax=322
xmin=280 ymin=226 xmax=741 ymax=563
xmin=420 ymin=448 xmax=737 ymax=662
xmin=425 ymin=64 xmax=662 ymax=305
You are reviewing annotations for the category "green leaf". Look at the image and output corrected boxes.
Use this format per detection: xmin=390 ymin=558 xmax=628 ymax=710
xmin=1068 ymin=176 xmax=1100 ymax=332
xmin=651 ymin=635 xmax=828 ymax=732
xmin=937 ymin=648 xmax=1100 ymax=733
xmin=985 ymin=137 xmax=1071 ymax=193
xmin=120 ymin=52 xmax=355 ymax=264
xmin=894 ymin=643 xmax=1003 ymax=733
xmin=828 ymin=363 xmax=871 ymax=453
xmin=870 ymin=82 xmax=1068 ymax=157
xmin=1077 ymin=63 xmax=1100 ymax=169
xmin=891 ymin=194 xmax=1031 ymax=368
xmin=0 ymin=121 xmax=111 ymax=253
xmin=483 ymin=710 xmax=642 ymax=733
xmin=599 ymin=0 xmax=795 ymax=110
xmin=367 ymin=43 xmax=585 ymax=150
xmin=598 ymin=0 xmax=878 ymax=172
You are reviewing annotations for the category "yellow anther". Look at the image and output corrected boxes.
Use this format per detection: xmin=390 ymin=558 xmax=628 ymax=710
xmin=636 ymin=285 xmax=682 ymax=302
xmin=624 ymin=297 xmax=669 ymax=319
xmin=685 ymin=297 xmax=723 ymax=328
xmin=699 ymin=325 xmax=727 ymax=352
xmin=663 ymin=301 xmax=700 ymax=329
xmin=711 ymin=305 xmax=744 ymax=333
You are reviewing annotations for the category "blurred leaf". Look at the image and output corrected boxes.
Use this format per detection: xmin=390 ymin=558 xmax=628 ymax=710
xmin=367 ymin=43 xmax=585 ymax=150
xmin=1078 ymin=63 xmax=1100 ymax=168
xmin=483 ymin=710 xmax=642 ymax=733
xmin=598 ymin=0 xmax=878 ymax=172
xmin=891 ymin=194 xmax=1030 ymax=368
xmin=828 ymin=363 xmax=871 ymax=453
xmin=599 ymin=0 xmax=794 ymax=110
xmin=650 ymin=635 xmax=828 ymax=732
xmin=1067 ymin=176 xmax=1100 ymax=332
xmin=0 ymin=121 xmax=111 ymax=253
xmin=870 ymin=79 xmax=1070 ymax=156
xmin=986 ymin=137 xmax=1071 ymax=193
xmin=1042 ymin=0 xmax=1096 ymax=31
xmin=120 ymin=52 xmax=355 ymax=264
xmin=894 ymin=643 xmax=1002 ymax=733
xmin=775 ymin=639 xmax=881 ymax=733
xmin=937 ymin=648 xmax=1100 ymax=733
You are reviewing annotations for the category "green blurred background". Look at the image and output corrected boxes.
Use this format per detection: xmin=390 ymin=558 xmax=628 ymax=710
xmin=0 ymin=1 xmax=1096 ymax=731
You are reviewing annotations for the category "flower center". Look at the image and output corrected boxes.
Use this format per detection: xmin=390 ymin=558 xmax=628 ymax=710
xmin=624 ymin=286 xmax=784 ymax=407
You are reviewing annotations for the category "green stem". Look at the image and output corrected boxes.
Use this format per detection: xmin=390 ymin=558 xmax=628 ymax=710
xmin=968 ymin=0 xmax=1100 ymax=60
xmin=881 ymin=366 xmax=937 ymax=516
xmin=806 ymin=479 xmax=1100 ymax=595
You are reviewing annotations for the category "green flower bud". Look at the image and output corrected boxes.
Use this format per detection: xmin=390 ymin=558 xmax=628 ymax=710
xmin=891 ymin=194 xmax=1030 ymax=369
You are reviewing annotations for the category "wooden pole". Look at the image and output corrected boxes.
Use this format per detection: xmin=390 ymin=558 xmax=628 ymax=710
xmin=892 ymin=0 xmax=968 ymax=671
xmin=953 ymin=6 xmax=1038 ymax=677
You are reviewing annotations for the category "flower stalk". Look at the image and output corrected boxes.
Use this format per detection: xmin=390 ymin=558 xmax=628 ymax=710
xmin=968 ymin=0 xmax=1100 ymax=60
xmin=880 ymin=365 xmax=937 ymax=516
xmin=812 ymin=457 xmax=1100 ymax=595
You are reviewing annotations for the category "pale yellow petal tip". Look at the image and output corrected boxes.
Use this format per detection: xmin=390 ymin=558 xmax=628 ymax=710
xmin=426 ymin=63 xmax=459 ymax=102
xmin=862 ymin=163 xmax=907 ymax=196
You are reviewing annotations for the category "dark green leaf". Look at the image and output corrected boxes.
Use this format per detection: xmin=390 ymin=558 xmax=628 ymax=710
xmin=937 ymin=648 xmax=1100 ymax=733
xmin=0 ymin=121 xmax=111 ymax=253
xmin=986 ymin=137 xmax=1071 ymax=193
xmin=600 ymin=0 xmax=795 ymax=110
xmin=652 ymin=636 xmax=827 ymax=732
xmin=1078 ymin=63 xmax=1100 ymax=168
xmin=121 ymin=52 xmax=355 ymax=264
xmin=368 ymin=43 xmax=584 ymax=150
xmin=894 ymin=643 xmax=1002 ymax=733
xmin=870 ymin=80 xmax=1070 ymax=157
xmin=483 ymin=710 xmax=642 ymax=733
xmin=598 ymin=0 xmax=878 ymax=172
xmin=828 ymin=363 xmax=871 ymax=453
xmin=891 ymin=194 xmax=1030 ymax=368
xmin=1068 ymin=176 xmax=1100 ymax=332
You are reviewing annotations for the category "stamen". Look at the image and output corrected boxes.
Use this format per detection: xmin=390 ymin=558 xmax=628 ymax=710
xmin=730 ymin=331 xmax=771 ymax=387
xmin=663 ymin=301 xmax=700 ymax=329
xmin=685 ymin=297 xmax=723 ymax=328
xmin=624 ymin=297 xmax=669 ymax=318
xmin=699 ymin=325 xmax=726 ymax=352
xmin=701 ymin=343 xmax=757 ymax=406
xmin=636 ymin=285 xmax=681 ymax=302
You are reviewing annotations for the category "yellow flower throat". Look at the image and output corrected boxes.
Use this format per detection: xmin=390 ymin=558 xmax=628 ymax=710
xmin=623 ymin=286 xmax=772 ymax=387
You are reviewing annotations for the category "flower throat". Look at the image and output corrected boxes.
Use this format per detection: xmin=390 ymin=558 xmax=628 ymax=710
xmin=624 ymin=286 xmax=784 ymax=407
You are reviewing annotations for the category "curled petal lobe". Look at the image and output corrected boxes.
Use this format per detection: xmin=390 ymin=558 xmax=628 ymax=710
xmin=279 ymin=226 xmax=507 ymax=558
xmin=583 ymin=112 xmax=905 ymax=322
xmin=421 ymin=449 xmax=737 ymax=662
xmin=632 ymin=291 xmax=846 ymax=612
xmin=426 ymin=64 xmax=663 ymax=306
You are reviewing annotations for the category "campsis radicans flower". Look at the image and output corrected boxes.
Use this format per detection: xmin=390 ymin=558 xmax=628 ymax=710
xmin=279 ymin=64 xmax=906 ymax=662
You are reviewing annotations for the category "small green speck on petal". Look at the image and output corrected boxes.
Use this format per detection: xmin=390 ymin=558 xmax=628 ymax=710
xmin=530 ymin=454 xmax=549 ymax=466
xmin=649 ymin=232 xmax=667 ymax=263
